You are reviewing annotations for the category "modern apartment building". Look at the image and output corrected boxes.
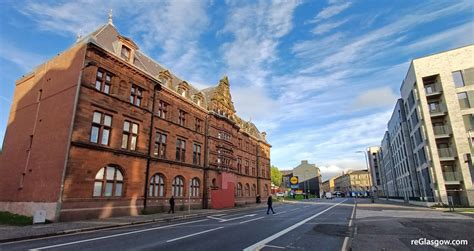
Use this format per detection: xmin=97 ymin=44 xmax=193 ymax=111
xmin=367 ymin=146 xmax=384 ymax=196
xmin=376 ymin=45 xmax=474 ymax=206
xmin=400 ymin=45 xmax=474 ymax=206
xmin=0 ymin=20 xmax=271 ymax=221
xmin=387 ymin=99 xmax=421 ymax=199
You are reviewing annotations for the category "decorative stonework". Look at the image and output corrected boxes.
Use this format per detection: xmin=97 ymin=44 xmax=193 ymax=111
xmin=208 ymin=76 xmax=236 ymax=118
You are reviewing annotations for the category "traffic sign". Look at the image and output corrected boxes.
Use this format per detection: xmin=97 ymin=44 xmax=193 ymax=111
xmin=290 ymin=176 xmax=298 ymax=185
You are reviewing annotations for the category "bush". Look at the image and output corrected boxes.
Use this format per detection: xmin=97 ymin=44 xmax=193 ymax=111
xmin=0 ymin=211 xmax=33 ymax=226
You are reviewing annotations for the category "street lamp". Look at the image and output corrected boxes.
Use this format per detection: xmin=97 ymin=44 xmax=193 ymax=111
xmin=356 ymin=150 xmax=372 ymax=199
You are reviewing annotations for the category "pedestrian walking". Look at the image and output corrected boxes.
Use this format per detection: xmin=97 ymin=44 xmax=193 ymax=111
xmin=168 ymin=195 xmax=175 ymax=214
xmin=267 ymin=195 xmax=275 ymax=215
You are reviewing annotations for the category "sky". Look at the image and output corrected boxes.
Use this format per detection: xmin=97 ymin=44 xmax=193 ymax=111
xmin=0 ymin=0 xmax=473 ymax=180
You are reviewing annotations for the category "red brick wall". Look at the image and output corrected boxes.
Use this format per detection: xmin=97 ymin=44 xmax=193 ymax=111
xmin=0 ymin=44 xmax=86 ymax=204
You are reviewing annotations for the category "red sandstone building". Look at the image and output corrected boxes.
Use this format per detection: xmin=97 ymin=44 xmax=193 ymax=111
xmin=0 ymin=19 xmax=271 ymax=221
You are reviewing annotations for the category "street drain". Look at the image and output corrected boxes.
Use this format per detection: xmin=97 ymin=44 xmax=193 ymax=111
xmin=312 ymin=224 xmax=351 ymax=237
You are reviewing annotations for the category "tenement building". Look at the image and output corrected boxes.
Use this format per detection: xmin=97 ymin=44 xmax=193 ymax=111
xmin=375 ymin=45 xmax=474 ymax=206
xmin=0 ymin=20 xmax=271 ymax=221
xmin=334 ymin=170 xmax=371 ymax=197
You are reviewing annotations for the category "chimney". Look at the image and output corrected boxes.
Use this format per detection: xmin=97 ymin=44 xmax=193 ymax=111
xmin=262 ymin=132 xmax=267 ymax=140
xmin=301 ymin=160 xmax=308 ymax=164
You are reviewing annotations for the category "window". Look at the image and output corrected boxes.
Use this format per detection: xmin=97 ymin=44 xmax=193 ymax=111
xmin=93 ymin=166 xmax=123 ymax=197
xmin=458 ymin=92 xmax=470 ymax=109
xmin=122 ymin=121 xmax=139 ymax=150
xmin=121 ymin=46 xmax=131 ymax=61
xmin=238 ymin=138 xmax=242 ymax=148
xmin=178 ymin=110 xmax=186 ymax=127
xmin=251 ymin=161 xmax=256 ymax=176
xmin=172 ymin=176 xmax=184 ymax=197
xmin=237 ymin=183 xmax=242 ymax=197
xmin=154 ymin=132 xmax=167 ymax=158
xmin=245 ymin=160 xmax=249 ymax=175
xmin=428 ymin=102 xmax=440 ymax=113
xmin=130 ymin=85 xmax=143 ymax=107
xmin=246 ymin=141 xmax=249 ymax=151
xmin=95 ymin=69 xmax=112 ymax=94
xmin=195 ymin=118 xmax=202 ymax=133
xmin=264 ymin=184 xmax=269 ymax=196
xmin=245 ymin=183 xmax=250 ymax=197
xmin=176 ymin=139 xmax=186 ymax=162
xmin=149 ymin=174 xmax=165 ymax=197
xmin=237 ymin=157 xmax=242 ymax=173
xmin=157 ymin=101 xmax=168 ymax=119
xmin=193 ymin=143 xmax=202 ymax=165
xmin=90 ymin=112 xmax=112 ymax=145
xmin=252 ymin=184 xmax=256 ymax=196
xmin=189 ymin=178 xmax=200 ymax=197
xmin=463 ymin=114 xmax=474 ymax=131
xmin=452 ymin=71 xmax=465 ymax=88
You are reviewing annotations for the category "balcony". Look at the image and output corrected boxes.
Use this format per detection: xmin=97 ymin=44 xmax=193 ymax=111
xmin=443 ymin=171 xmax=461 ymax=185
xmin=425 ymin=84 xmax=442 ymax=97
xmin=438 ymin=147 xmax=456 ymax=161
xmin=429 ymin=105 xmax=447 ymax=117
xmin=433 ymin=125 xmax=451 ymax=139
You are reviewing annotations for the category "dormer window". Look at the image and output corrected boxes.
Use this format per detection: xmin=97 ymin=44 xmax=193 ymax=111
xmin=180 ymin=89 xmax=186 ymax=97
xmin=121 ymin=46 xmax=131 ymax=61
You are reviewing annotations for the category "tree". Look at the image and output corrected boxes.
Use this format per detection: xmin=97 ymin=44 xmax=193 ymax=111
xmin=271 ymin=165 xmax=282 ymax=187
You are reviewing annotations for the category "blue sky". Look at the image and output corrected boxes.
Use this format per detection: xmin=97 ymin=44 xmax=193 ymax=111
xmin=0 ymin=0 xmax=473 ymax=180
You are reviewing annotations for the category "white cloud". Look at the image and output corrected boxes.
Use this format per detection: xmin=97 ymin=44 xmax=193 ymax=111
xmin=312 ymin=18 xmax=350 ymax=35
xmin=220 ymin=0 xmax=301 ymax=87
xmin=308 ymin=1 xmax=351 ymax=23
xmin=406 ymin=21 xmax=474 ymax=52
xmin=0 ymin=40 xmax=46 ymax=71
xmin=353 ymin=86 xmax=398 ymax=110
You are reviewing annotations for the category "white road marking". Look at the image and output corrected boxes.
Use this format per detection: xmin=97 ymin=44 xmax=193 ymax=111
xmin=341 ymin=198 xmax=356 ymax=251
xmin=212 ymin=214 xmax=227 ymax=217
xmin=220 ymin=214 xmax=256 ymax=222
xmin=207 ymin=216 xmax=225 ymax=221
xmin=243 ymin=199 xmax=348 ymax=251
xmin=273 ymin=211 xmax=287 ymax=215
xmin=165 ymin=226 xmax=224 ymax=243
xmin=238 ymin=216 xmax=265 ymax=224
xmin=261 ymin=244 xmax=285 ymax=249
xmin=29 ymin=219 xmax=209 ymax=250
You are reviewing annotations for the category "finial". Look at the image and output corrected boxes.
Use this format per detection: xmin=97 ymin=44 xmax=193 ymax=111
xmin=76 ymin=29 xmax=83 ymax=42
xmin=108 ymin=9 xmax=113 ymax=25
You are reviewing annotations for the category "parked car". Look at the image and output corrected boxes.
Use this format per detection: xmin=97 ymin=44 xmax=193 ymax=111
xmin=325 ymin=192 xmax=333 ymax=199
xmin=276 ymin=192 xmax=285 ymax=197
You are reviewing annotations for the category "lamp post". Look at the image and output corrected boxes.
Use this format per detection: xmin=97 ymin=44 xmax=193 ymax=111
xmin=356 ymin=150 xmax=372 ymax=199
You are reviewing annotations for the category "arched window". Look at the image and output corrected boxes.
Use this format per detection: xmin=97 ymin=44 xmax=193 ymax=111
xmin=245 ymin=183 xmax=250 ymax=197
xmin=189 ymin=178 xmax=200 ymax=197
xmin=93 ymin=166 xmax=124 ymax=197
xmin=149 ymin=173 xmax=165 ymax=197
xmin=172 ymin=176 xmax=184 ymax=197
xmin=237 ymin=183 xmax=242 ymax=197
xmin=252 ymin=184 xmax=256 ymax=196
xmin=264 ymin=184 xmax=269 ymax=196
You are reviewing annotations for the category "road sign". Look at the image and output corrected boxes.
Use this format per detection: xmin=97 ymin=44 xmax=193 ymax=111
xmin=290 ymin=176 xmax=298 ymax=185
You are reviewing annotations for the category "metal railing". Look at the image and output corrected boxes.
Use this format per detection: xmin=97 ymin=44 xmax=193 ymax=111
xmin=425 ymin=84 xmax=440 ymax=95
xmin=438 ymin=147 xmax=454 ymax=158
xmin=433 ymin=125 xmax=449 ymax=135
xmin=443 ymin=171 xmax=458 ymax=181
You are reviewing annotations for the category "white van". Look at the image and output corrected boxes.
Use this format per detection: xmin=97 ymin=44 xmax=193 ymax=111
xmin=325 ymin=192 xmax=333 ymax=199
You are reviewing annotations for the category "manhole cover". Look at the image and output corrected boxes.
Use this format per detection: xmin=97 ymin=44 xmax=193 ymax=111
xmin=312 ymin=224 xmax=351 ymax=237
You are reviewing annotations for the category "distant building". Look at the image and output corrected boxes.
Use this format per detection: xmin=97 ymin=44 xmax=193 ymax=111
xmin=367 ymin=146 xmax=385 ymax=196
xmin=283 ymin=160 xmax=322 ymax=196
xmin=334 ymin=170 xmax=371 ymax=196
xmin=321 ymin=176 xmax=337 ymax=193
xmin=280 ymin=170 xmax=293 ymax=190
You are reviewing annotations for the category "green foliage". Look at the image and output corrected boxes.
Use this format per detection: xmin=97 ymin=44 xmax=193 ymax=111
xmin=0 ymin=211 xmax=33 ymax=226
xmin=271 ymin=165 xmax=282 ymax=187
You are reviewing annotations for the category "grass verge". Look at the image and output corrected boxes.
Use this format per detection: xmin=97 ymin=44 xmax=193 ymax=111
xmin=0 ymin=211 xmax=33 ymax=226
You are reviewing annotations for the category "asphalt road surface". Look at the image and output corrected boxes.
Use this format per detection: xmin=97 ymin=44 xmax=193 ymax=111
xmin=0 ymin=198 xmax=355 ymax=251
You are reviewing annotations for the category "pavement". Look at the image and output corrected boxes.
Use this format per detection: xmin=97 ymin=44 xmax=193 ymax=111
xmin=0 ymin=198 xmax=355 ymax=251
xmin=351 ymin=198 xmax=474 ymax=251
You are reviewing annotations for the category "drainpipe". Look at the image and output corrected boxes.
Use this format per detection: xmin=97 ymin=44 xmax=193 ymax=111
xmin=202 ymin=114 xmax=210 ymax=209
xmin=143 ymin=82 xmax=161 ymax=212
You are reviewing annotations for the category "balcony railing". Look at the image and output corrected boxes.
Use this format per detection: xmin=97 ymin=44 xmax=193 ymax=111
xmin=425 ymin=84 xmax=441 ymax=95
xmin=433 ymin=125 xmax=449 ymax=135
xmin=443 ymin=171 xmax=459 ymax=182
xmin=438 ymin=147 xmax=454 ymax=158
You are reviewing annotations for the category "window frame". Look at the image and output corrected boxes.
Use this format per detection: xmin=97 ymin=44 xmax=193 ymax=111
xmin=176 ymin=138 xmax=186 ymax=162
xmin=90 ymin=111 xmax=112 ymax=146
xmin=93 ymin=166 xmax=124 ymax=197
xmin=189 ymin=178 xmax=200 ymax=197
xmin=157 ymin=101 xmax=168 ymax=119
xmin=172 ymin=176 xmax=185 ymax=197
xmin=130 ymin=85 xmax=143 ymax=107
xmin=95 ymin=69 xmax=112 ymax=94
xmin=149 ymin=173 xmax=165 ymax=197
xmin=154 ymin=131 xmax=167 ymax=158
xmin=122 ymin=120 xmax=139 ymax=150
xmin=193 ymin=143 xmax=202 ymax=165
xmin=178 ymin=110 xmax=186 ymax=127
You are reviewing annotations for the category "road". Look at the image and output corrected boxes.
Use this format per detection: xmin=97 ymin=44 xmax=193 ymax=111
xmin=0 ymin=198 xmax=355 ymax=251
